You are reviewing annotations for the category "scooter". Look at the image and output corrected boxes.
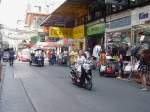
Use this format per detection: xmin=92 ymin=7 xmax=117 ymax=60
xmin=70 ymin=60 xmax=93 ymax=90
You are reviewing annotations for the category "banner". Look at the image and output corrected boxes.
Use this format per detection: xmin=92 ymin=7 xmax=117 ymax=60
xmin=73 ymin=25 xmax=84 ymax=39
xmin=86 ymin=20 xmax=105 ymax=36
xmin=49 ymin=27 xmax=72 ymax=38
xmin=49 ymin=25 xmax=85 ymax=39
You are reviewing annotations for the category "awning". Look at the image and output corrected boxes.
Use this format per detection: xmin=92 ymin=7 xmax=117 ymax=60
xmin=40 ymin=0 xmax=91 ymax=27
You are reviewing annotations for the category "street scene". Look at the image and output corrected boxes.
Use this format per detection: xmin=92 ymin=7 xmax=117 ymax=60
xmin=0 ymin=62 xmax=149 ymax=112
xmin=0 ymin=0 xmax=150 ymax=112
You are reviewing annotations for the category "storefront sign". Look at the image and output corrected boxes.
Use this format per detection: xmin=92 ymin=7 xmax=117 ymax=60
xmin=132 ymin=5 xmax=150 ymax=26
xmin=86 ymin=20 xmax=105 ymax=36
xmin=49 ymin=25 xmax=85 ymax=39
xmin=109 ymin=16 xmax=131 ymax=29
xmin=73 ymin=25 xmax=84 ymax=39
xmin=139 ymin=12 xmax=149 ymax=20
xmin=49 ymin=27 xmax=72 ymax=38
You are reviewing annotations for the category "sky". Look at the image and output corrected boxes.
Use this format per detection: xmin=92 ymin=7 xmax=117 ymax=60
xmin=0 ymin=0 xmax=66 ymax=28
xmin=0 ymin=0 xmax=27 ymax=28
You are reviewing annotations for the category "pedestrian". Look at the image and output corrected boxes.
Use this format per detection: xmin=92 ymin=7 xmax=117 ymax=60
xmin=47 ymin=50 xmax=51 ymax=60
xmin=69 ymin=49 xmax=78 ymax=66
xmin=51 ymin=51 xmax=56 ymax=66
xmin=9 ymin=48 xmax=15 ymax=66
xmin=138 ymin=49 xmax=149 ymax=91
xmin=126 ymin=46 xmax=131 ymax=62
xmin=62 ymin=50 xmax=69 ymax=66
xmin=92 ymin=44 xmax=102 ymax=61
xmin=118 ymin=53 xmax=124 ymax=78
xmin=99 ymin=50 xmax=106 ymax=65
xmin=0 ymin=50 xmax=2 ymax=63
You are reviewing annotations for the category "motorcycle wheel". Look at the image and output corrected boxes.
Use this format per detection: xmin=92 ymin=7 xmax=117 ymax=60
xmin=85 ymin=79 xmax=92 ymax=90
xmin=71 ymin=78 xmax=76 ymax=85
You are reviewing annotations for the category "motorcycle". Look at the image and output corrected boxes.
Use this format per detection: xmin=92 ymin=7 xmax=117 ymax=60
xmin=70 ymin=59 xmax=93 ymax=90
xmin=98 ymin=56 xmax=118 ymax=77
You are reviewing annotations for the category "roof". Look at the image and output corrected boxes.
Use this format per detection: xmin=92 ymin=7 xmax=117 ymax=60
xmin=40 ymin=0 xmax=92 ymax=27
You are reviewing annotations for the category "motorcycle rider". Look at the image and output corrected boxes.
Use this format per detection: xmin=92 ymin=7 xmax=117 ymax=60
xmin=76 ymin=49 xmax=92 ymax=87
xmin=75 ymin=50 xmax=85 ymax=86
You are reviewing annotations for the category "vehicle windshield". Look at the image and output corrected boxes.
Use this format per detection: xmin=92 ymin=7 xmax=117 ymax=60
xmin=22 ymin=51 xmax=29 ymax=55
xmin=35 ymin=50 xmax=43 ymax=57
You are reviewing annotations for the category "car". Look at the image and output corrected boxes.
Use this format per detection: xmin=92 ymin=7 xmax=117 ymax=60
xmin=3 ymin=51 xmax=9 ymax=62
xmin=18 ymin=49 xmax=30 ymax=62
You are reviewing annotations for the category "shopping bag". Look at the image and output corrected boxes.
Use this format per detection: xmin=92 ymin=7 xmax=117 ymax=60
xmin=133 ymin=61 xmax=140 ymax=71
xmin=124 ymin=63 xmax=132 ymax=72
xmin=100 ymin=65 xmax=106 ymax=72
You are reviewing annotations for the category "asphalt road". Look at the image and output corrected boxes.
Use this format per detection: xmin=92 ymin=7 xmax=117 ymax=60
xmin=0 ymin=61 xmax=150 ymax=112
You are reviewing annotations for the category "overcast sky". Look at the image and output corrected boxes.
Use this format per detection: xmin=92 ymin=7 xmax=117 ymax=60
xmin=0 ymin=0 xmax=66 ymax=28
xmin=0 ymin=0 xmax=27 ymax=28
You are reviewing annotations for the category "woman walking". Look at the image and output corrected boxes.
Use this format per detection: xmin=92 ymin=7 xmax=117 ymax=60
xmin=138 ymin=49 xmax=149 ymax=91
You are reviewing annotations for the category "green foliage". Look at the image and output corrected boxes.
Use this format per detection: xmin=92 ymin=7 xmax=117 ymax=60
xmin=30 ymin=36 xmax=38 ymax=44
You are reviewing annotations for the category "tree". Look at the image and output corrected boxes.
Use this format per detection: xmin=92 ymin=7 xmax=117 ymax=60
xmin=30 ymin=36 xmax=39 ymax=44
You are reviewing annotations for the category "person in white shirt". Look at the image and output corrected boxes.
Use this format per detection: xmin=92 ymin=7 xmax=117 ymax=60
xmin=92 ymin=45 xmax=102 ymax=61
xmin=76 ymin=50 xmax=86 ymax=72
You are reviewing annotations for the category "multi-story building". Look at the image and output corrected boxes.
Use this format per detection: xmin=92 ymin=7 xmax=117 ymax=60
xmin=104 ymin=0 xmax=150 ymax=46
xmin=40 ymin=0 xmax=91 ymax=51
xmin=25 ymin=2 xmax=49 ymax=30
xmin=25 ymin=2 xmax=50 ymax=44
xmin=40 ymin=0 xmax=150 ymax=53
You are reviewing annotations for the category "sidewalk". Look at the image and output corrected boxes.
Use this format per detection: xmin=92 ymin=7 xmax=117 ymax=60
xmin=0 ymin=63 xmax=5 ymax=93
xmin=0 ymin=64 xmax=35 ymax=112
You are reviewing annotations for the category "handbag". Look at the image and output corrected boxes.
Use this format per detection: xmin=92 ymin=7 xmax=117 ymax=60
xmin=100 ymin=65 xmax=106 ymax=72
xmin=106 ymin=67 xmax=113 ymax=74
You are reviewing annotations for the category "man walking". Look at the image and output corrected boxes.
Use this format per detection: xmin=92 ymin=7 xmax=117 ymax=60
xmin=9 ymin=48 xmax=15 ymax=66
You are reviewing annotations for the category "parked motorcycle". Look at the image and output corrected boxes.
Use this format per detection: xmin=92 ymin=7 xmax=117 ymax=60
xmin=69 ymin=59 xmax=93 ymax=90
xmin=99 ymin=56 xmax=118 ymax=77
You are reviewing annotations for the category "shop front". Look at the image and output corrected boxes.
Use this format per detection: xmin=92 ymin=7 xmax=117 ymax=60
xmin=72 ymin=25 xmax=85 ymax=50
xmin=49 ymin=25 xmax=85 ymax=51
xmin=105 ymin=11 xmax=132 ymax=48
xmin=86 ymin=19 xmax=105 ymax=54
xmin=131 ymin=5 xmax=150 ymax=44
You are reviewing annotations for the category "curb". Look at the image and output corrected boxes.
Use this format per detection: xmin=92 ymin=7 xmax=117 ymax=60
xmin=0 ymin=64 xmax=5 ymax=93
